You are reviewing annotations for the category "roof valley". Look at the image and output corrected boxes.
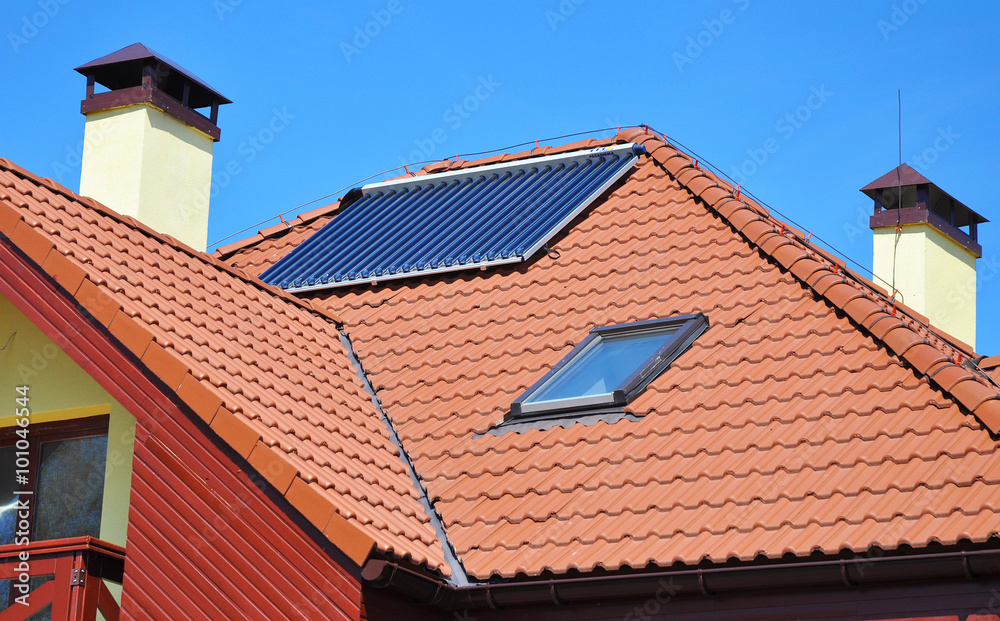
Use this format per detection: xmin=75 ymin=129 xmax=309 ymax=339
xmin=337 ymin=325 xmax=472 ymax=585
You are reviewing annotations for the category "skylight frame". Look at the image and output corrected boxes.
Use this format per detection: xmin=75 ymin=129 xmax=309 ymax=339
xmin=262 ymin=143 xmax=644 ymax=292
xmin=509 ymin=313 xmax=709 ymax=418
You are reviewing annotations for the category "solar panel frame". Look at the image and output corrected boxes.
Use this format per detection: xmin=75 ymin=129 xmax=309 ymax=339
xmin=262 ymin=143 xmax=644 ymax=291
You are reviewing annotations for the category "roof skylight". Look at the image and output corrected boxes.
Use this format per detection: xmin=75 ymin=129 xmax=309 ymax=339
xmin=261 ymin=143 xmax=645 ymax=291
xmin=510 ymin=314 xmax=709 ymax=418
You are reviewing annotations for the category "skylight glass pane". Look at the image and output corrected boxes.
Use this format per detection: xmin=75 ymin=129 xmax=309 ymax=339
xmin=527 ymin=326 xmax=679 ymax=405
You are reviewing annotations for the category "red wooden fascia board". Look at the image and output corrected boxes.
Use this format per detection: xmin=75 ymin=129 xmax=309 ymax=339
xmin=0 ymin=236 xmax=365 ymax=608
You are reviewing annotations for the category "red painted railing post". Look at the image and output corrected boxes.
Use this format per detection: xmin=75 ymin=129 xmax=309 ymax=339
xmin=73 ymin=548 xmax=102 ymax=621
xmin=49 ymin=554 xmax=74 ymax=621
xmin=0 ymin=538 xmax=126 ymax=621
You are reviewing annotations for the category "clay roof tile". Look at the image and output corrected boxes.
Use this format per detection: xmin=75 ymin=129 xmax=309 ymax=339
xmin=193 ymin=131 xmax=1000 ymax=580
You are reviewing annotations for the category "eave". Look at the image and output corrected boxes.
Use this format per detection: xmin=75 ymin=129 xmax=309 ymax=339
xmin=363 ymin=546 xmax=1000 ymax=611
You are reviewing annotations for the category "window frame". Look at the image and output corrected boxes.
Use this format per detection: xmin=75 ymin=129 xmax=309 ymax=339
xmin=0 ymin=415 xmax=109 ymax=540
xmin=510 ymin=313 xmax=709 ymax=418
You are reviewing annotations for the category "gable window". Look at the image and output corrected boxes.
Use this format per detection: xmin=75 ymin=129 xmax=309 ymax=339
xmin=510 ymin=314 xmax=708 ymax=418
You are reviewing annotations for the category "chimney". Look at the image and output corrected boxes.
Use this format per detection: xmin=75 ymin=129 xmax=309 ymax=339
xmin=74 ymin=43 xmax=231 ymax=251
xmin=863 ymin=164 xmax=988 ymax=348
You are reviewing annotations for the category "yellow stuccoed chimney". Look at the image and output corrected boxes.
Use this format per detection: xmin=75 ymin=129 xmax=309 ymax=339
xmin=863 ymin=164 xmax=988 ymax=349
xmin=75 ymin=43 xmax=231 ymax=252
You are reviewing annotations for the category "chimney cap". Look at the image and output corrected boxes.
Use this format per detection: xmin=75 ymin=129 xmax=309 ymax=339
xmin=75 ymin=43 xmax=230 ymax=141
xmin=860 ymin=163 xmax=934 ymax=193
xmin=862 ymin=163 xmax=987 ymax=256
xmin=75 ymin=43 xmax=232 ymax=107
xmin=862 ymin=163 xmax=988 ymax=227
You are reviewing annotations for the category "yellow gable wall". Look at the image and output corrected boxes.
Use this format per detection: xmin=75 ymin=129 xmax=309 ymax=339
xmin=0 ymin=291 xmax=135 ymax=548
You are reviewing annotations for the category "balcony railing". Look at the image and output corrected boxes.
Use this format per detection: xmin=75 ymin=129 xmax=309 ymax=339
xmin=0 ymin=537 xmax=125 ymax=621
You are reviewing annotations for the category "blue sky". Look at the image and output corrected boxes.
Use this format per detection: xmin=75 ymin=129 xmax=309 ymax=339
xmin=2 ymin=1 xmax=998 ymax=353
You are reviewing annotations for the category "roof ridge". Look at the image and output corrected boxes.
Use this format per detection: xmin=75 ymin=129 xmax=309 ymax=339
xmin=213 ymin=202 xmax=341 ymax=259
xmin=611 ymin=128 xmax=1000 ymax=434
xmin=0 ymin=157 xmax=344 ymax=327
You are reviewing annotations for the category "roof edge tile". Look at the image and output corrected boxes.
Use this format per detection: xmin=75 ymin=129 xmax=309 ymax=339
xmin=928 ymin=363 xmax=974 ymax=392
xmin=882 ymin=326 xmax=926 ymax=358
xmin=0 ymin=202 xmax=23 ymax=237
xmin=10 ymin=219 xmax=55 ymax=266
xmin=209 ymin=409 xmax=262 ymax=459
xmin=248 ymin=441 xmax=297 ymax=495
xmin=140 ymin=342 xmax=189 ymax=391
xmin=788 ymin=257 xmax=827 ymax=284
xmin=41 ymin=249 xmax=87 ymax=295
xmin=286 ymin=477 xmax=338 ymax=534
xmin=108 ymin=309 xmax=154 ymax=358
xmin=900 ymin=343 xmax=950 ymax=375
xmin=73 ymin=278 xmax=122 ymax=327
xmin=950 ymin=379 xmax=1000 ymax=414
xmin=175 ymin=373 xmax=224 ymax=424
xmin=323 ymin=507 xmax=376 ymax=567
xmin=973 ymin=399 xmax=1000 ymax=433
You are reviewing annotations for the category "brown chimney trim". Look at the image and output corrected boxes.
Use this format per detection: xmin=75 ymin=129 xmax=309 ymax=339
xmin=870 ymin=206 xmax=982 ymax=257
xmin=80 ymin=86 xmax=221 ymax=142
xmin=74 ymin=43 xmax=231 ymax=105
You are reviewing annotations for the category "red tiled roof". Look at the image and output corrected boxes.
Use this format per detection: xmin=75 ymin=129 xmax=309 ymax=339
xmin=983 ymin=355 xmax=1000 ymax=386
xmin=214 ymin=203 xmax=336 ymax=267
xmin=0 ymin=159 xmax=448 ymax=575
xmin=222 ymin=129 xmax=1000 ymax=580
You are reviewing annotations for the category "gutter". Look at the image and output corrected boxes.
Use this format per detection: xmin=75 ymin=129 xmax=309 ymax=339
xmin=362 ymin=547 xmax=1000 ymax=611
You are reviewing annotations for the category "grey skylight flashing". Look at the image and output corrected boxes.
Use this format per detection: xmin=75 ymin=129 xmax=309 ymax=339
xmin=509 ymin=313 xmax=710 ymax=420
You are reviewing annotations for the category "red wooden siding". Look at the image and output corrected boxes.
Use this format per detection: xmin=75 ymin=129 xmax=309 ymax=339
xmin=122 ymin=426 xmax=361 ymax=620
